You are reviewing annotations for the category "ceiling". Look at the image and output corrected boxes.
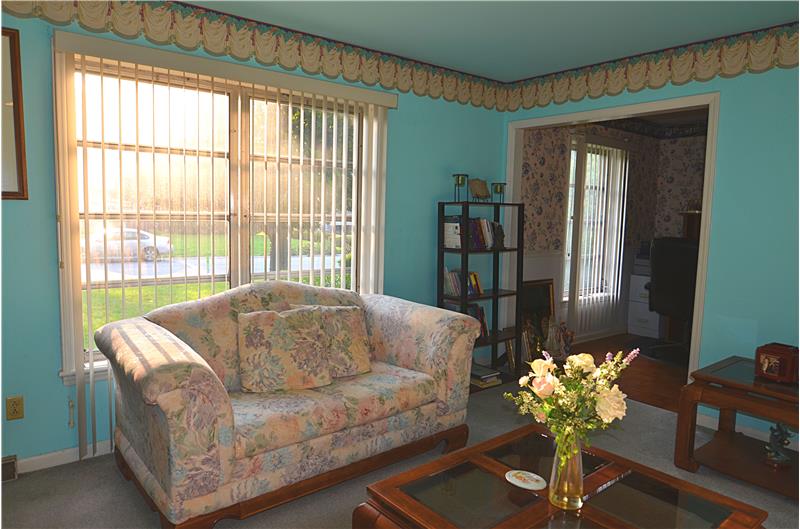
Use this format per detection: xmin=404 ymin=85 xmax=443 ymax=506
xmin=601 ymin=108 xmax=709 ymax=139
xmin=638 ymin=108 xmax=708 ymax=127
xmin=188 ymin=1 xmax=797 ymax=82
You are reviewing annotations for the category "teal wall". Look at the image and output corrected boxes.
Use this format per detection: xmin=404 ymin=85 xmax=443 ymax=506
xmin=2 ymin=16 xmax=77 ymax=459
xmin=0 ymin=14 xmax=504 ymax=459
xmin=2 ymin=11 xmax=797 ymax=460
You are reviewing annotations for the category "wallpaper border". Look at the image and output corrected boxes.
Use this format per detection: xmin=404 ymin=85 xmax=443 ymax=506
xmin=2 ymin=1 xmax=798 ymax=112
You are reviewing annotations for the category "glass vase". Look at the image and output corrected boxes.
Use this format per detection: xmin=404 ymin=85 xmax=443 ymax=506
xmin=549 ymin=436 xmax=583 ymax=510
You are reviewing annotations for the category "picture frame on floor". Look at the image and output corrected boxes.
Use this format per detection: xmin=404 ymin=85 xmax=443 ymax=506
xmin=520 ymin=279 xmax=555 ymax=340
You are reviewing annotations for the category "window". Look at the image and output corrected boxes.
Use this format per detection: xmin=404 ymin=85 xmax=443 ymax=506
xmin=563 ymin=137 xmax=629 ymax=335
xmin=246 ymin=94 xmax=358 ymax=288
xmin=71 ymin=57 xmax=232 ymax=358
xmin=53 ymin=36 xmax=392 ymax=385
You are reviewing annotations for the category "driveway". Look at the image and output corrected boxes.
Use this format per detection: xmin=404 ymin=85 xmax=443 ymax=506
xmin=82 ymin=255 xmax=341 ymax=283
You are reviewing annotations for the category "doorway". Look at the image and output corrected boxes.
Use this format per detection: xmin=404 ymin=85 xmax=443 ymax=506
xmin=503 ymin=94 xmax=719 ymax=410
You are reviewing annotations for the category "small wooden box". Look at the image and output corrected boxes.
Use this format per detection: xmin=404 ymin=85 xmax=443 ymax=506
xmin=755 ymin=343 xmax=799 ymax=383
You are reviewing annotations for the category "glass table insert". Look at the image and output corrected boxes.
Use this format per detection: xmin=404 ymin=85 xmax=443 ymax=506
xmin=400 ymin=461 xmax=541 ymax=529
xmin=487 ymin=432 xmax=608 ymax=478
xmin=585 ymin=471 xmax=733 ymax=529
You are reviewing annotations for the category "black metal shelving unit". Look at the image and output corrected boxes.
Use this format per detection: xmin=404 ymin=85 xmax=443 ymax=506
xmin=436 ymin=201 xmax=524 ymax=375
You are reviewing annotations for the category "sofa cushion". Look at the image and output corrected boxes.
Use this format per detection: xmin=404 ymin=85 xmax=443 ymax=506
xmin=291 ymin=304 xmax=371 ymax=378
xmin=146 ymin=281 xmax=364 ymax=391
xmin=311 ymin=362 xmax=437 ymax=428
xmin=230 ymin=390 xmax=349 ymax=459
xmin=238 ymin=307 xmax=331 ymax=392
xmin=229 ymin=361 xmax=436 ymax=458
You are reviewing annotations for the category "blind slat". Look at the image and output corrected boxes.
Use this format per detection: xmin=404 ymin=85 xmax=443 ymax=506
xmin=309 ymin=95 xmax=317 ymax=285
xmin=78 ymin=56 xmax=99 ymax=456
xmin=298 ymin=93 xmax=305 ymax=283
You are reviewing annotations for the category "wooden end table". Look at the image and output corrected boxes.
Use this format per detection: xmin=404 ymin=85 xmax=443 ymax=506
xmin=354 ymin=424 xmax=767 ymax=529
xmin=674 ymin=355 xmax=798 ymax=498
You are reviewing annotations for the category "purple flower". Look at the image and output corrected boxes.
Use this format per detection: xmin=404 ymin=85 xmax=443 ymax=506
xmin=605 ymin=352 xmax=613 ymax=363
xmin=624 ymin=348 xmax=640 ymax=364
xmin=542 ymin=350 xmax=552 ymax=361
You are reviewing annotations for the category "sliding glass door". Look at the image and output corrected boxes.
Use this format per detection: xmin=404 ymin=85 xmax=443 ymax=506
xmin=563 ymin=136 xmax=630 ymax=338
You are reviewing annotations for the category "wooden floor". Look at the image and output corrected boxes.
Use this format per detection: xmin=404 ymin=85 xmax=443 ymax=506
xmin=574 ymin=334 xmax=689 ymax=413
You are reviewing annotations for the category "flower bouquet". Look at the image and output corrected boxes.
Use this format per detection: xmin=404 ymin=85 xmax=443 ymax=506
xmin=504 ymin=349 xmax=639 ymax=510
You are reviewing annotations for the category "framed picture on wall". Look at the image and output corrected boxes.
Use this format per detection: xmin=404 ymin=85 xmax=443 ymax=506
xmin=2 ymin=27 xmax=28 ymax=200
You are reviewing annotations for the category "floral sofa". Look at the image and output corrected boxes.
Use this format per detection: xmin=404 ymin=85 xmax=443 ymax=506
xmin=95 ymin=281 xmax=480 ymax=528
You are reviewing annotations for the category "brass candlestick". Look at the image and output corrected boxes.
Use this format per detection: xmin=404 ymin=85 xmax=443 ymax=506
xmin=452 ymin=173 xmax=467 ymax=202
xmin=492 ymin=182 xmax=506 ymax=203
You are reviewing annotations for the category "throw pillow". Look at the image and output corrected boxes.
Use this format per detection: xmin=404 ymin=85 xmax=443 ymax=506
xmin=238 ymin=307 xmax=331 ymax=392
xmin=290 ymin=304 xmax=372 ymax=378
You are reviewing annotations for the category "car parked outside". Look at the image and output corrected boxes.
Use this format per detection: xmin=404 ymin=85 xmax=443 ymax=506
xmin=81 ymin=228 xmax=173 ymax=262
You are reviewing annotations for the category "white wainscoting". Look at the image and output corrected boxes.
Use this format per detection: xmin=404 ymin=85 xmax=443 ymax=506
xmin=515 ymin=249 xmax=636 ymax=342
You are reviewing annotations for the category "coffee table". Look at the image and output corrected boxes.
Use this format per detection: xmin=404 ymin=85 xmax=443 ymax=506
xmin=353 ymin=424 xmax=767 ymax=529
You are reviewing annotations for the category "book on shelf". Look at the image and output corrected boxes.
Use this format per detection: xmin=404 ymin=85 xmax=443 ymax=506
xmin=442 ymin=216 xmax=506 ymax=250
xmin=469 ymin=271 xmax=483 ymax=295
xmin=444 ymin=301 xmax=489 ymax=338
xmin=443 ymin=268 xmax=484 ymax=297
xmin=492 ymin=222 xmax=506 ymax=249
xmin=443 ymin=218 xmax=461 ymax=249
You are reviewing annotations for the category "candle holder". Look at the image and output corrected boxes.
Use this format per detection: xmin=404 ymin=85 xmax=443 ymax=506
xmin=492 ymin=182 xmax=506 ymax=203
xmin=452 ymin=173 xmax=468 ymax=202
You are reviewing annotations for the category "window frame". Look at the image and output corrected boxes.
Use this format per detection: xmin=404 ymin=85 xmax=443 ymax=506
xmin=53 ymin=32 xmax=394 ymax=384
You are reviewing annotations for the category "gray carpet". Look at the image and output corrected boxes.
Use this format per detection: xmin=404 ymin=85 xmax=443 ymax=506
xmin=3 ymin=384 xmax=797 ymax=528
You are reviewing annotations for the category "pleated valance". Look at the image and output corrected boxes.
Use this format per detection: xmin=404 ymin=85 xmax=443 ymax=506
xmin=3 ymin=1 xmax=798 ymax=112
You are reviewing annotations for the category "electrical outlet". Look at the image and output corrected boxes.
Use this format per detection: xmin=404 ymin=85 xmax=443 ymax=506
xmin=6 ymin=396 xmax=23 ymax=420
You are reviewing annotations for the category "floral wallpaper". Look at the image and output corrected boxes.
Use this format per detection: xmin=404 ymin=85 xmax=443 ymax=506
xmin=654 ymin=136 xmax=707 ymax=237
xmin=520 ymin=127 xmax=571 ymax=252
xmin=521 ymin=124 xmax=705 ymax=253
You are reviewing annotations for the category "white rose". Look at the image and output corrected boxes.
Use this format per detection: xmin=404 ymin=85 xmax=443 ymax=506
xmin=595 ymin=384 xmax=627 ymax=423
xmin=518 ymin=375 xmax=530 ymax=386
xmin=531 ymin=358 xmax=556 ymax=377
xmin=566 ymin=353 xmax=596 ymax=374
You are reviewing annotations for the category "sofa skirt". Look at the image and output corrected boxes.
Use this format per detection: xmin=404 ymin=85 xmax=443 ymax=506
xmin=117 ymin=401 xmax=467 ymax=524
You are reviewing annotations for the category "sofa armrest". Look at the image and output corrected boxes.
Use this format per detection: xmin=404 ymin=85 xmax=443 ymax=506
xmin=95 ymin=317 xmax=235 ymax=499
xmin=361 ymin=295 xmax=481 ymax=417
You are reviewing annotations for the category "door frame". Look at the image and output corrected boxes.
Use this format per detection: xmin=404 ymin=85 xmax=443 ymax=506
xmin=502 ymin=92 xmax=721 ymax=377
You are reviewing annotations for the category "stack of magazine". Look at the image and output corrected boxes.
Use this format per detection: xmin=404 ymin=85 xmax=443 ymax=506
xmin=470 ymin=363 xmax=502 ymax=389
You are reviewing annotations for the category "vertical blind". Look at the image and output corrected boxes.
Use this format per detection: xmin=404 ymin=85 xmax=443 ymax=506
xmin=246 ymin=90 xmax=357 ymax=288
xmin=53 ymin=47 xmax=390 ymax=459
xmin=564 ymin=139 xmax=629 ymax=337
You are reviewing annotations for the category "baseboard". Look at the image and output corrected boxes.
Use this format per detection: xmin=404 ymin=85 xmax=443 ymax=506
xmin=696 ymin=414 xmax=798 ymax=450
xmin=17 ymin=440 xmax=111 ymax=474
